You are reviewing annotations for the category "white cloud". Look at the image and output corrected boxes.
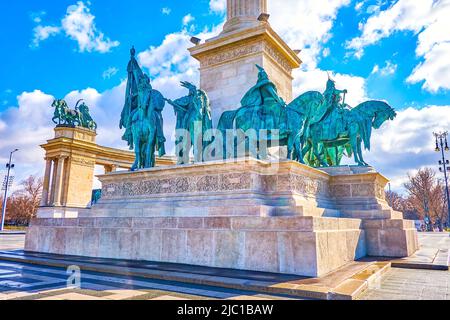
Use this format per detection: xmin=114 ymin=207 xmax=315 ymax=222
xmin=0 ymin=90 xmax=55 ymax=184
xmin=31 ymin=25 xmax=61 ymax=48
xmin=162 ymin=7 xmax=171 ymax=15
xmin=371 ymin=65 xmax=380 ymax=74
xmin=61 ymin=1 xmax=120 ymax=53
xmin=102 ymin=67 xmax=119 ymax=79
xmin=371 ymin=61 xmax=397 ymax=76
xmin=182 ymin=14 xmax=195 ymax=26
xmin=209 ymin=0 xmax=226 ymax=13
xmin=29 ymin=11 xmax=47 ymax=24
xmin=293 ymin=69 xmax=367 ymax=107
xmin=347 ymin=0 xmax=450 ymax=92
xmin=407 ymin=42 xmax=450 ymax=92
xmin=31 ymin=1 xmax=119 ymax=53
xmin=354 ymin=1 xmax=364 ymax=12
xmin=269 ymin=0 xmax=351 ymax=69
xmin=138 ymin=24 xmax=222 ymax=82
xmin=364 ymin=105 xmax=450 ymax=191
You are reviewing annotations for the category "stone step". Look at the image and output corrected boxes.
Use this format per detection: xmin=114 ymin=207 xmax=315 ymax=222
xmin=340 ymin=209 xmax=401 ymax=219
xmin=335 ymin=203 xmax=382 ymax=210
xmin=270 ymin=206 xmax=341 ymax=218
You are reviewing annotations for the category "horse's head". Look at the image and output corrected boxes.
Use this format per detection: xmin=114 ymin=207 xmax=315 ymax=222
xmin=52 ymin=99 xmax=67 ymax=110
xmin=372 ymin=102 xmax=396 ymax=129
xmin=52 ymin=99 xmax=60 ymax=108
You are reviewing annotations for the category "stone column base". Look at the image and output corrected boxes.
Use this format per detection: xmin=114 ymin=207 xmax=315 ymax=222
xmin=37 ymin=207 xmax=91 ymax=219
xmin=25 ymin=216 xmax=366 ymax=277
xmin=363 ymin=219 xmax=419 ymax=257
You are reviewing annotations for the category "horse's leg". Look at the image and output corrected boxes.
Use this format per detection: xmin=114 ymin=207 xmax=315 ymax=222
xmin=131 ymin=137 xmax=139 ymax=171
xmin=191 ymin=129 xmax=200 ymax=163
xmin=312 ymin=139 xmax=327 ymax=167
xmin=335 ymin=147 xmax=339 ymax=166
xmin=357 ymin=137 xmax=368 ymax=166
xmin=350 ymin=133 xmax=362 ymax=166
xmin=287 ymin=133 xmax=293 ymax=159
xmin=146 ymin=129 xmax=155 ymax=168
xmin=294 ymin=135 xmax=304 ymax=164
xmin=150 ymin=136 xmax=156 ymax=167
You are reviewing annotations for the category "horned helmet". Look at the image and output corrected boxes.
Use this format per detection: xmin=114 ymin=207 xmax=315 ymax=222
xmin=256 ymin=64 xmax=269 ymax=81
xmin=326 ymin=72 xmax=336 ymax=91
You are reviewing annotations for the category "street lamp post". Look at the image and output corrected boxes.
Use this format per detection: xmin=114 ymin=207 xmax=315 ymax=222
xmin=434 ymin=132 xmax=450 ymax=229
xmin=1 ymin=149 xmax=18 ymax=231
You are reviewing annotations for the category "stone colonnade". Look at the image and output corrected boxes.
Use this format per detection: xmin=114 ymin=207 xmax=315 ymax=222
xmin=40 ymin=157 xmax=120 ymax=207
xmin=39 ymin=126 xmax=175 ymax=211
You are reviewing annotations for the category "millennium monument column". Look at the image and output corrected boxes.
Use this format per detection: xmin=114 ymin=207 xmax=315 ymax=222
xmin=189 ymin=0 xmax=301 ymax=124
xmin=223 ymin=0 xmax=268 ymax=32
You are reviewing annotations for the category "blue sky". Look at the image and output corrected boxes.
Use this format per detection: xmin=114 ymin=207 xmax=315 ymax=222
xmin=0 ymin=0 xmax=222 ymax=104
xmin=0 ymin=0 xmax=449 ymax=192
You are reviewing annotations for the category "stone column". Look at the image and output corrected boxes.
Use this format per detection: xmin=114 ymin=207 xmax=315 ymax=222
xmin=49 ymin=158 xmax=58 ymax=205
xmin=40 ymin=159 xmax=52 ymax=207
xmin=51 ymin=156 xmax=66 ymax=207
xmin=227 ymin=0 xmax=267 ymax=19
xmin=223 ymin=0 xmax=268 ymax=33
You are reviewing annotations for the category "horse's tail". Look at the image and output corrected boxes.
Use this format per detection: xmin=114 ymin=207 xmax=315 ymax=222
xmin=354 ymin=117 xmax=372 ymax=151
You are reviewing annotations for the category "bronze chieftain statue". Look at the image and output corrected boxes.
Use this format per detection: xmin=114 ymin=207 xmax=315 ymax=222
xmin=240 ymin=65 xmax=286 ymax=132
xmin=112 ymin=50 xmax=395 ymax=169
xmin=120 ymin=47 xmax=166 ymax=170
xmin=297 ymin=75 xmax=397 ymax=167
xmin=218 ymin=65 xmax=396 ymax=167
xmin=166 ymin=81 xmax=213 ymax=164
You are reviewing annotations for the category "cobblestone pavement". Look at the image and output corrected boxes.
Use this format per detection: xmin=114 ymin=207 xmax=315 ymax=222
xmin=0 ymin=234 xmax=25 ymax=251
xmin=419 ymin=232 xmax=450 ymax=250
xmin=360 ymin=268 xmax=450 ymax=300
xmin=361 ymin=232 xmax=450 ymax=300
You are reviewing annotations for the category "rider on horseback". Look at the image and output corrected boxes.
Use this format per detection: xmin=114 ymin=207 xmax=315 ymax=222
xmin=240 ymin=64 xmax=286 ymax=131
xmin=323 ymin=76 xmax=348 ymax=112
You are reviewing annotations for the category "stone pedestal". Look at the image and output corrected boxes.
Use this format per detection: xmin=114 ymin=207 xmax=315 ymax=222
xmin=25 ymin=159 xmax=419 ymax=277
xmin=25 ymin=215 xmax=366 ymax=277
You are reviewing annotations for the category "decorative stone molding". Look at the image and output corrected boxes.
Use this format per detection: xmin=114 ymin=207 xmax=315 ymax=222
xmin=101 ymin=167 xmax=328 ymax=201
xmin=102 ymin=172 xmax=254 ymax=199
xmin=262 ymin=42 xmax=292 ymax=74
xmin=71 ymin=156 xmax=96 ymax=168
xmin=200 ymin=42 xmax=263 ymax=69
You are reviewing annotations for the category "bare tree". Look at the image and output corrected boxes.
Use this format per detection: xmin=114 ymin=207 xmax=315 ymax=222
xmin=404 ymin=168 xmax=446 ymax=226
xmin=385 ymin=190 xmax=406 ymax=212
xmin=5 ymin=175 xmax=43 ymax=226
